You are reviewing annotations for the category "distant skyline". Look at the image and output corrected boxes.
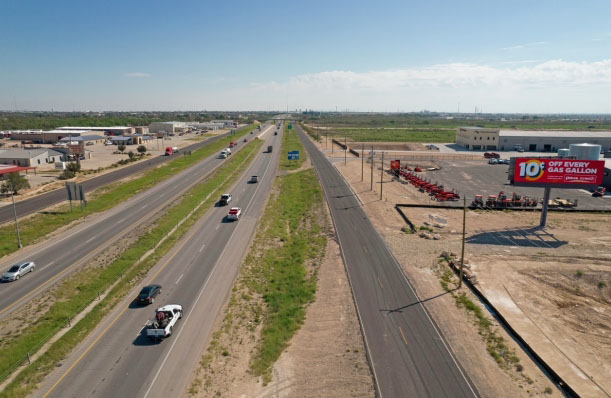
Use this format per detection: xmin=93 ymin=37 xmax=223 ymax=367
xmin=1 ymin=0 xmax=610 ymax=113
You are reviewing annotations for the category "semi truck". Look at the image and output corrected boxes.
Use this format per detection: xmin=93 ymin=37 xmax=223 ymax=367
xmin=145 ymin=304 xmax=183 ymax=340
xmin=165 ymin=146 xmax=179 ymax=156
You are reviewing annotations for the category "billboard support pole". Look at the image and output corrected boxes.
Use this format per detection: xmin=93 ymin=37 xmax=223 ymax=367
xmin=540 ymin=187 xmax=551 ymax=227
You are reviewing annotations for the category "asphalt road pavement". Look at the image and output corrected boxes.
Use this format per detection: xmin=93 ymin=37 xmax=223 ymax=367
xmin=34 ymin=125 xmax=282 ymax=398
xmin=0 ymin=131 xmax=231 ymax=225
xmin=0 ymin=126 xmax=271 ymax=319
xmin=297 ymin=125 xmax=479 ymax=398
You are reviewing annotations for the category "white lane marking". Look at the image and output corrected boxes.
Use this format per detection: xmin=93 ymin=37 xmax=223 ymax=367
xmin=159 ymin=192 xmax=166 ymax=198
xmin=39 ymin=261 xmax=55 ymax=271
xmin=85 ymin=235 xmax=97 ymax=243
xmin=215 ymin=224 xmax=220 ymax=230
xmin=116 ymin=218 xmax=125 ymax=225
xmin=242 ymin=188 xmax=246 ymax=193
xmin=199 ymin=243 xmax=206 ymax=253
xmin=175 ymin=274 xmax=184 ymax=285
xmin=142 ymin=203 xmax=149 ymax=209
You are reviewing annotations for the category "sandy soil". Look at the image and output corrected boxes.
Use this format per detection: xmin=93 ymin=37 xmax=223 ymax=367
xmin=313 ymin=134 xmax=610 ymax=397
xmin=187 ymin=163 xmax=374 ymax=397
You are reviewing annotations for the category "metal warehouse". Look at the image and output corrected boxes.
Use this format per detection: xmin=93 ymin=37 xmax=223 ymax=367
xmin=456 ymin=127 xmax=611 ymax=152
xmin=57 ymin=126 xmax=133 ymax=135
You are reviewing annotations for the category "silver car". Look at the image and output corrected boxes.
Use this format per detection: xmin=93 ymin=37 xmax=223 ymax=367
xmin=2 ymin=261 xmax=35 ymax=282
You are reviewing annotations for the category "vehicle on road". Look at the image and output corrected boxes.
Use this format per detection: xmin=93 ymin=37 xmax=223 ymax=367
xmin=250 ymin=175 xmax=259 ymax=183
xmin=227 ymin=207 xmax=241 ymax=221
xmin=229 ymin=141 xmax=236 ymax=148
xmin=220 ymin=152 xmax=228 ymax=159
xmin=274 ymin=131 xmax=278 ymax=135
xmin=219 ymin=193 xmax=232 ymax=205
xmin=136 ymin=284 xmax=162 ymax=305
xmin=593 ymin=186 xmax=607 ymax=197
xmin=165 ymin=146 xmax=179 ymax=156
xmin=243 ymin=138 xmax=248 ymax=142
xmin=145 ymin=304 xmax=183 ymax=339
xmin=267 ymin=145 xmax=273 ymax=153
xmin=2 ymin=261 xmax=35 ymax=282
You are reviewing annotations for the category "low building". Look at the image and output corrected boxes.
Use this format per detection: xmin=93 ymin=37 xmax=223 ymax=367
xmin=210 ymin=120 xmax=237 ymax=128
xmin=149 ymin=122 xmax=188 ymax=134
xmin=10 ymin=129 xmax=94 ymax=144
xmin=456 ymin=127 xmax=611 ymax=152
xmin=59 ymin=135 xmax=106 ymax=144
xmin=134 ymin=126 xmax=149 ymax=134
xmin=0 ymin=148 xmax=64 ymax=167
xmin=57 ymin=126 xmax=133 ymax=136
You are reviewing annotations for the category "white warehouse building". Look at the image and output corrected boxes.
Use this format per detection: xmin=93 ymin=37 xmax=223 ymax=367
xmin=456 ymin=127 xmax=611 ymax=152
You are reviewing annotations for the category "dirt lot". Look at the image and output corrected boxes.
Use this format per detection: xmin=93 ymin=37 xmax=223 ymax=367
xmin=314 ymin=137 xmax=610 ymax=397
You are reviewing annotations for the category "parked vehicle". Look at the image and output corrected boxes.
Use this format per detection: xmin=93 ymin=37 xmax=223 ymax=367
xmin=227 ymin=207 xmax=241 ymax=221
xmin=145 ymin=304 xmax=183 ymax=339
xmin=592 ymin=186 xmax=607 ymax=197
xmin=136 ymin=284 xmax=162 ymax=305
xmin=86 ymin=141 xmax=94 ymax=146
xmin=2 ymin=261 xmax=35 ymax=282
xmin=250 ymin=175 xmax=259 ymax=183
xmin=484 ymin=152 xmax=500 ymax=159
xmin=488 ymin=158 xmax=498 ymax=164
xmin=219 ymin=194 xmax=232 ymax=205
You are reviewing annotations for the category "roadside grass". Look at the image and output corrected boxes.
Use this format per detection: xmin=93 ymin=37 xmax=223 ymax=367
xmin=0 ymin=123 xmax=258 ymax=258
xmin=436 ymin=257 xmax=521 ymax=371
xmin=279 ymin=122 xmax=306 ymax=170
xmin=0 ymin=139 xmax=264 ymax=397
xmin=321 ymin=128 xmax=455 ymax=143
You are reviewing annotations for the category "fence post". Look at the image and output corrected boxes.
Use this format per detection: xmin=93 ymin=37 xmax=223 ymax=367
xmin=27 ymin=352 xmax=31 ymax=365
xmin=98 ymin=291 xmax=101 ymax=300
xmin=68 ymin=316 xmax=71 ymax=327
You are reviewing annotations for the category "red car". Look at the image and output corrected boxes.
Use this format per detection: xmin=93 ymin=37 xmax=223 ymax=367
xmin=484 ymin=152 xmax=500 ymax=159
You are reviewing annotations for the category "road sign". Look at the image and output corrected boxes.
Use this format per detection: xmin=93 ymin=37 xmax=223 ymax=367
xmin=288 ymin=150 xmax=300 ymax=160
xmin=288 ymin=124 xmax=292 ymax=130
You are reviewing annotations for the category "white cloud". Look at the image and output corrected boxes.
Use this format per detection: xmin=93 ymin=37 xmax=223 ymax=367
xmin=502 ymin=41 xmax=547 ymax=50
xmin=124 ymin=72 xmax=151 ymax=78
xmin=249 ymin=60 xmax=611 ymax=113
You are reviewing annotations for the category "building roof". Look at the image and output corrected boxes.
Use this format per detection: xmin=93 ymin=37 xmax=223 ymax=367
xmin=58 ymin=126 xmax=130 ymax=130
xmin=109 ymin=136 xmax=131 ymax=141
xmin=0 ymin=148 xmax=63 ymax=159
xmin=59 ymin=135 xmax=105 ymax=142
xmin=0 ymin=165 xmax=36 ymax=175
xmin=499 ymin=130 xmax=611 ymax=138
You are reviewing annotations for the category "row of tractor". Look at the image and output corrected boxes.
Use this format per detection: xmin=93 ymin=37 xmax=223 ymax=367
xmin=394 ymin=168 xmax=461 ymax=201
xmin=470 ymin=192 xmax=539 ymax=209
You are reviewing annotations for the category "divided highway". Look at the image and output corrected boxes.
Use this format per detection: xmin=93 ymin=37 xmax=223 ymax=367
xmin=0 ymin=131 xmax=232 ymax=225
xmin=36 ymin=125 xmax=282 ymax=398
xmin=0 ymin=125 xmax=272 ymax=319
xmin=297 ymin=125 xmax=479 ymax=397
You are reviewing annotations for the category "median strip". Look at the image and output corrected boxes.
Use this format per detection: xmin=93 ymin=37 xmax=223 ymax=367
xmin=0 ymin=138 xmax=264 ymax=397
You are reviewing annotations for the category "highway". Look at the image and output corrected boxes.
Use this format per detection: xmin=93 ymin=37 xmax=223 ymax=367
xmin=0 ymin=125 xmax=270 ymax=319
xmin=34 ymin=124 xmax=282 ymax=398
xmin=0 ymin=131 xmax=232 ymax=225
xmin=297 ymin=125 xmax=479 ymax=397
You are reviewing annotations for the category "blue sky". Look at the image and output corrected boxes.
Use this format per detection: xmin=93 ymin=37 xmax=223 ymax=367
xmin=1 ymin=0 xmax=610 ymax=112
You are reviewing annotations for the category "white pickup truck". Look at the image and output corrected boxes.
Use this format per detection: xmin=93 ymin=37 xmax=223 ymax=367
xmin=145 ymin=304 xmax=183 ymax=339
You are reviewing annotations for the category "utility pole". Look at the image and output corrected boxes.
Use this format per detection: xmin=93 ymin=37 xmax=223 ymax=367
xmin=331 ymin=133 xmax=334 ymax=153
xmin=370 ymin=146 xmax=374 ymax=191
xmin=344 ymin=136 xmax=347 ymax=165
xmin=361 ymin=144 xmax=364 ymax=182
xmin=459 ymin=196 xmax=466 ymax=288
xmin=10 ymin=181 xmax=22 ymax=248
xmin=380 ymin=152 xmax=384 ymax=200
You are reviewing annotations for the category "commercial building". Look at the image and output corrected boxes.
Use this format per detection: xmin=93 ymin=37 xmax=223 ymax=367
xmin=0 ymin=148 xmax=64 ymax=167
xmin=148 ymin=122 xmax=188 ymax=134
xmin=456 ymin=127 xmax=611 ymax=152
xmin=10 ymin=130 xmax=93 ymax=144
xmin=210 ymin=120 xmax=237 ymax=128
xmin=57 ymin=126 xmax=133 ymax=135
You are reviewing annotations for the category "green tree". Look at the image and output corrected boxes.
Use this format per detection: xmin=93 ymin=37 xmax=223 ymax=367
xmin=118 ymin=144 xmax=126 ymax=153
xmin=137 ymin=145 xmax=147 ymax=154
xmin=1 ymin=172 xmax=30 ymax=194
xmin=128 ymin=151 xmax=136 ymax=161
xmin=59 ymin=162 xmax=81 ymax=180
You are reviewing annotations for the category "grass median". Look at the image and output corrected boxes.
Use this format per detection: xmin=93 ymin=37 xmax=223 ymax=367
xmin=279 ymin=122 xmax=306 ymax=170
xmin=0 ymin=138 xmax=264 ymax=398
xmin=0 ymin=123 xmax=258 ymax=259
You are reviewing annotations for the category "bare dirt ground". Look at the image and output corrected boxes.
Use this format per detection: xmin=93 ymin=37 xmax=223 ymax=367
xmin=187 ymin=164 xmax=374 ymax=397
xmin=311 ymin=134 xmax=610 ymax=397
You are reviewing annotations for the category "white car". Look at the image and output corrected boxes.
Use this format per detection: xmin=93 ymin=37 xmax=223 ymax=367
xmin=2 ymin=261 xmax=35 ymax=282
xmin=227 ymin=207 xmax=241 ymax=221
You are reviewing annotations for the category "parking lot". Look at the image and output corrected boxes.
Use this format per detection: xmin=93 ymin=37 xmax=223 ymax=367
xmin=410 ymin=159 xmax=611 ymax=211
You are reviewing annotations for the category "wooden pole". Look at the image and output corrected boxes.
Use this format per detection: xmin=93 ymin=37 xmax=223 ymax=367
xmin=459 ymin=196 xmax=466 ymax=288
xmin=380 ymin=152 xmax=384 ymax=200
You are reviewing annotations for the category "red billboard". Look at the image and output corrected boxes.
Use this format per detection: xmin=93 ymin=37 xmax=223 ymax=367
xmin=513 ymin=158 xmax=605 ymax=186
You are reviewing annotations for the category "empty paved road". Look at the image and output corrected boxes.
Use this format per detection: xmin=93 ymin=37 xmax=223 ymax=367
xmin=298 ymin=125 xmax=479 ymax=397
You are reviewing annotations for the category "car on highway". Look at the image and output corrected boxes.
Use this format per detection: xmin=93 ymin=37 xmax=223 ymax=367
xmin=243 ymin=138 xmax=248 ymax=142
xmin=249 ymin=175 xmax=259 ymax=183
xmin=136 ymin=284 xmax=162 ymax=305
xmin=145 ymin=304 xmax=183 ymax=339
xmin=219 ymin=193 xmax=232 ymax=206
xmin=227 ymin=207 xmax=241 ymax=221
xmin=274 ymin=131 xmax=278 ymax=135
xmin=2 ymin=261 xmax=35 ymax=282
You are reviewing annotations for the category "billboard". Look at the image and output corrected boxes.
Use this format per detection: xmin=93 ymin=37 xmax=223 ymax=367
xmin=512 ymin=158 xmax=605 ymax=187
xmin=390 ymin=160 xmax=401 ymax=170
